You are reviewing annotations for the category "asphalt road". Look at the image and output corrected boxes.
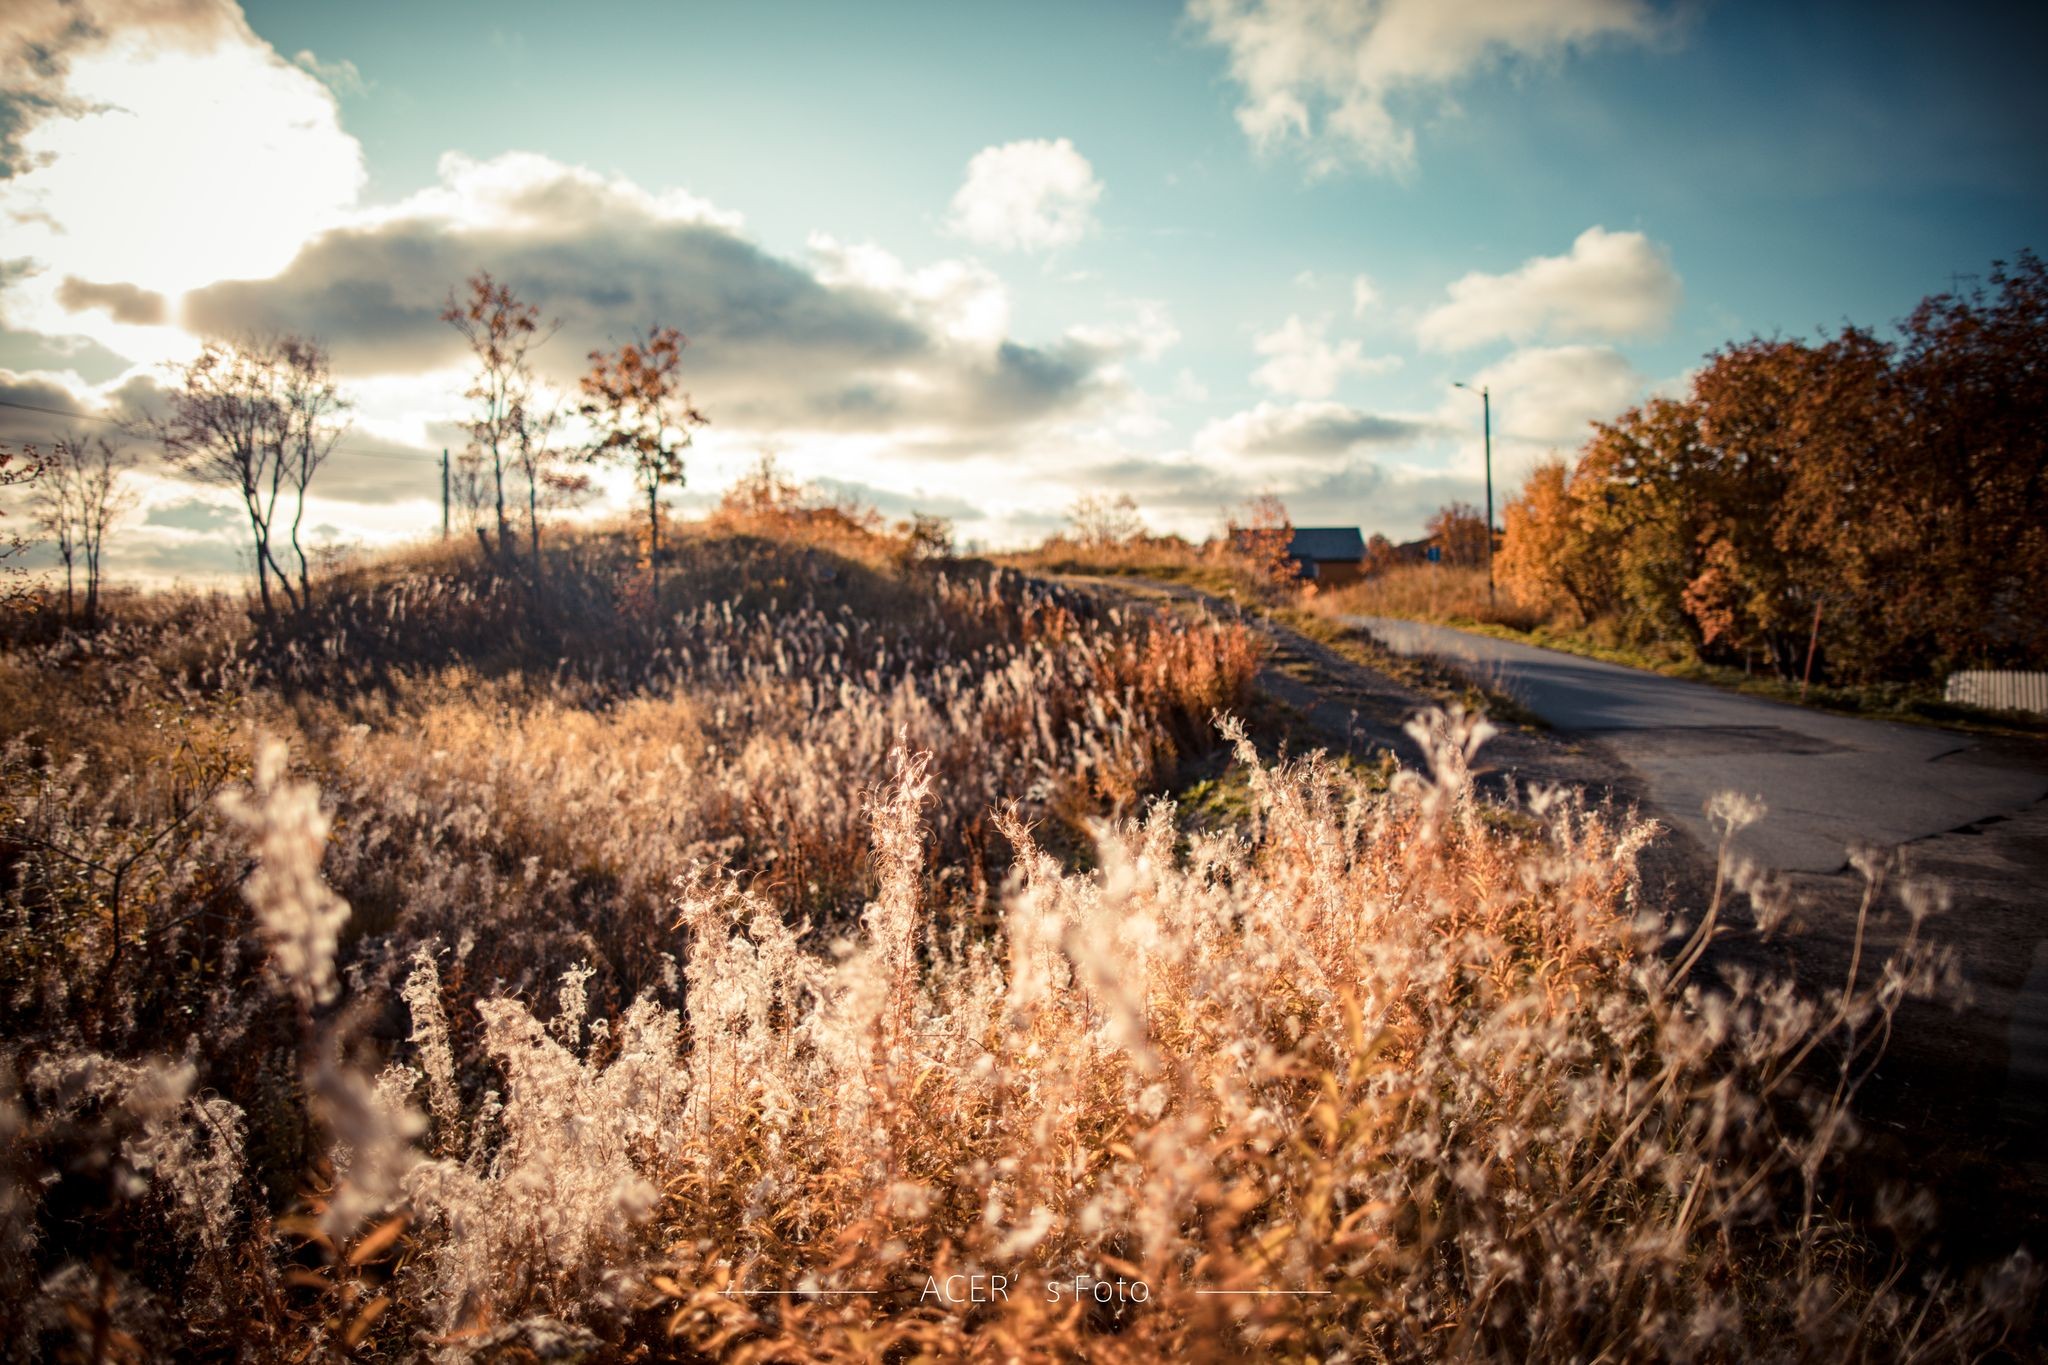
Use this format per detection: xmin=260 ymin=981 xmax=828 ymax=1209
xmin=1346 ymin=611 xmax=2048 ymax=1203
xmin=1347 ymin=616 xmax=2048 ymax=875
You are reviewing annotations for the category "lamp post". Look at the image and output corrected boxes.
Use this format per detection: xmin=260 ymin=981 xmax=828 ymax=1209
xmin=1452 ymin=381 xmax=1494 ymax=605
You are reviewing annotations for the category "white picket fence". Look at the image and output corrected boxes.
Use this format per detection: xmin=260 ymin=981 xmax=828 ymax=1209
xmin=1945 ymin=670 xmax=2048 ymax=715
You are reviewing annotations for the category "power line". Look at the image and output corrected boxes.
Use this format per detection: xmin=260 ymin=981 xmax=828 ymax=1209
xmin=0 ymin=395 xmax=442 ymax=466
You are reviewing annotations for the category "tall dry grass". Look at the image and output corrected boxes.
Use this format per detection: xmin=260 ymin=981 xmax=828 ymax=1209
xmin=0 ymin=529 xmax=2035 ymax=1359
xmin=1314 ymin=562 xmax=1552 ymax=632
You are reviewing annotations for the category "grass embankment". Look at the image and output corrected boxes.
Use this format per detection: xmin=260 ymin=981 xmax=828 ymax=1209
xmin=1008 ymin=548 xmax=1551 ymax=731
xmin=1312 ymin=563 xmax=2048 ymax=735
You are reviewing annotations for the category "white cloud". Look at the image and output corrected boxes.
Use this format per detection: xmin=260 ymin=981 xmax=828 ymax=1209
xmin=1416 ymin=226 xmax=1681 ymax=351
xmin=1463 ymin=343 xmax=1645 ymax=448
xmin=181 ymin=151 xmax=1146 ymax=443
xmin=945 ymin=138 xmax=1102 ymax=253
xmin=808 ymin=232 xmax=1012 ymax=348
xmin=1188 ymin=0 xmax=1660 ymax=174
xmin=0 ymin=19 xmax=364 ymax=301
xmin=1351 ymin=273 xmax=1379 ymax=317
xmin=0 ymin=1 xmax=365 ymax=377
xmin=1059 ymin=441 xmax=1482 ymax=544
xmin=293 ymin=48 xmax=366 ymax=96
xmin=1198 ymin=397 xmax=1435 ymax=460
xmin=1251 ymin=314 xmax=1399 ymax=398
xmin=365 ymin=149 xmax=742 ymax=237
xmin=1066 ymin=299 xmax=1181 ymax=363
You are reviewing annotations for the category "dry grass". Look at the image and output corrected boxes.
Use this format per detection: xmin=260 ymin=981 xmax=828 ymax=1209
xmin=1312 ymin=563 xmax=1552 ymax=633
xmin=0 ymin=526 xmax=2037 ymax=1360
xmin=1003 ymin=534 xmax=1210 ymax=579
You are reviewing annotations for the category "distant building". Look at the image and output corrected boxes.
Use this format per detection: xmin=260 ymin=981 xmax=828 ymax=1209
xmin=1278 ymin=526 xmax=1369 ymax=586
xmin=1387 ymin=529 xmax=1497 ymax=569
xmin=1391 ymin=533 xmax=1443 ymax=566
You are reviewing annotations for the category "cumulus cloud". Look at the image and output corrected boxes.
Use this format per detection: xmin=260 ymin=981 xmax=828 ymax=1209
xmin=808 ymin=230 xmax=1011 ymax=348
xmin=1197 ymin=398 xmax=1435 ymax=459
xmin=183 ymin=151 xmax=1142 ymax=442
xmin=813 ymin=477 xmax=983 ymax=524
xmin=0 ymin=325 xmax=131 ymax=383
xmin=0 ymin=366 xmax=167 ymax=446
xmin=1076 ymin=445 xmax=1479 ymax=542
xmin=143 ymin=496 xmax=239 ymax=533
xmin=1188 ymin=0 xmax=1660 ymax=173
xmin=946 ymin=138 xmax=1102 ymax=252
xmin=1251 ymin=314 xmax=1399 ymax=398
xmin=1465 ymin=343 xmax=1644 ymax=447
xmin=0 ymin=369 xmax=95 ymax=446
xmin=55 ymin=276 xmax=167 ymax=325
xmin=1416 ymin=226 xmax=1680 ymax=350
xmin=1066 ymin=300 xmax=1181 ymax=364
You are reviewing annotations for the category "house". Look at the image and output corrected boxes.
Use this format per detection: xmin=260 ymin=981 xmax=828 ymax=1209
xmin=1390 ymin=533 xmax=1442 ymax=566
xmin=1236 ymin=526 xmax=1367 ymax=586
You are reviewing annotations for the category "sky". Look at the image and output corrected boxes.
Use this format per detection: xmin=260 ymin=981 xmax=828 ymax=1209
xmin=1 ymin=0 xmax=2043 ymax=581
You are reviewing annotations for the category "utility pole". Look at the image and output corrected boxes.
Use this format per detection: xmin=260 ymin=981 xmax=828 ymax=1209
xmin=441 ymin=448 xmax=450 ymax=540
xmin=1453 ymin=382 xmax=1496 ymax=605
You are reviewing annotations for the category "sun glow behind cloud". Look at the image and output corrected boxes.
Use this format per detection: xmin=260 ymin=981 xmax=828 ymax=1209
xmin=5 ymin=33 xmax=363 ymax=299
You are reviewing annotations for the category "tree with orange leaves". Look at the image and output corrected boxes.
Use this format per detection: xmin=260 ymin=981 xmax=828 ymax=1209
xmin=1225 ymin=493 xmax=1301 ymax=590
xmin=577 ymin=326 xmax=708 ymax=591
xmin=1495 ymin=251 xmax=2048 ymax=683
xmin=1426 ymin=500 xmax=1491 ymax=567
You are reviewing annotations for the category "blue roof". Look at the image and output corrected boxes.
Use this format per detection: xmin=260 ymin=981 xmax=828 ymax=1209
xmin=1285 ymin=526 xmax=1365 ymax=562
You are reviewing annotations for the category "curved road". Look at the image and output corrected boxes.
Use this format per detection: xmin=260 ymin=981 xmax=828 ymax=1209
xmin=1349 ymin=616 xmax=2048 ymax=875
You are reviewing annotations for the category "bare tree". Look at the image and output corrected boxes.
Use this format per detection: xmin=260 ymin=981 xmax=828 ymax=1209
xmin=449 ymin=447 xmax=493 ymax=543
xmin=33 ymin=435 xmax=134 ymax=624
xmin=1066 ymin=492 xmax=1146 ymax=549
xmin=0 ymin=443 xmax=46 ymax=613
xmin=158 ymin=336 xmax=348 ymax=615
xmin=443 ymin=272 xmax=555 ymax=559
xmin=30 ymin=443 xmax=78 ymax=616
xmin=277 ymin=338 xmax=349 ymax=605
xmin=510 ymin=398 xmax=585 ymax=556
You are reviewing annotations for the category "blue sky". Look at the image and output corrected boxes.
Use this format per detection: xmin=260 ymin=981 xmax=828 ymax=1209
xmin=1 ymin=0 xmax=2042 ymax=578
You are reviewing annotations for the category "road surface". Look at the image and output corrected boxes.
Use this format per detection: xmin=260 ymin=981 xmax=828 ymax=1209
xmin=1340 ymin=609 xmax=2048 ymax=1211
xmin=1348 ymin=616 xmax=2048 ymax=875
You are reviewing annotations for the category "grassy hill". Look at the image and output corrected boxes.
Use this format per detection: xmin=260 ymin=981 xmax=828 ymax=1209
xmin=0 ymin=522 xmax=2033 ymax=1359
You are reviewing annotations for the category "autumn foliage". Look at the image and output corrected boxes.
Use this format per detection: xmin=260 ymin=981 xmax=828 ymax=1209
xmin=1424 ymin=500 xmax=1490 ymax=568
xmin=1497 ymin=252 xmax=2048 ymax=683
xmin=1225 ymin=493 xmax=1303 ymax=589
xmin=578 ymin=325 xmax=709 ymax=581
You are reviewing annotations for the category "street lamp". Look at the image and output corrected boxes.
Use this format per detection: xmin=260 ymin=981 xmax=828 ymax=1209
xmin=1452 ymin=380 xmax=1494 ymax=606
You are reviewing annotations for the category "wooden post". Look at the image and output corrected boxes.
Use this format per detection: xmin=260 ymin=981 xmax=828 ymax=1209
xmin=441 ymin=448 xmax=450 ymax=540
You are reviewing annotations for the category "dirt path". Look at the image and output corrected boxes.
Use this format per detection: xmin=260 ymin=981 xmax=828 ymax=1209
xmin=1063 ymin=572 xmax=1717 ymax=932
